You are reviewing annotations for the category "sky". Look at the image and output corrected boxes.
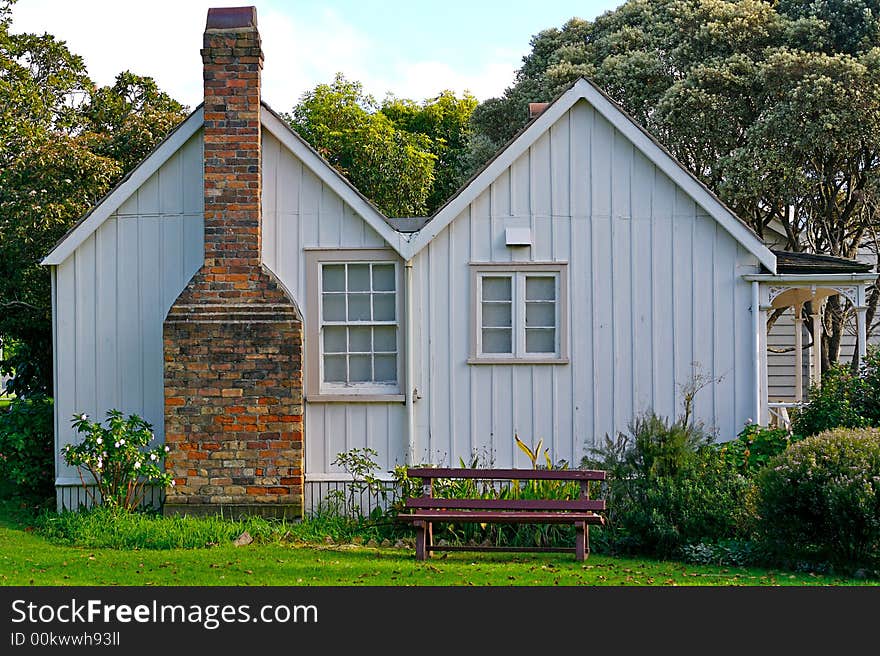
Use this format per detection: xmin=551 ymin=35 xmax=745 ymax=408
xmin=10 ymin=0 xmax=625 ymax=110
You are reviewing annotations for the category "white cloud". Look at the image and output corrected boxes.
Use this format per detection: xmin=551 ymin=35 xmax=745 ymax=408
xmin=10 ymin=0 xmax=522 ymax=109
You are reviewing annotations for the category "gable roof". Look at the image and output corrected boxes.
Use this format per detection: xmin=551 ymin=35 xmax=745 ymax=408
xmin=43 ymin=77 xmax=776 ymax=270
xmin=42 ymin=106 xmax=205 ymax=266
xmin=403 ymin=77 xmax=777 ymax=271
xmin=41 ymin=103 xmax=412 ymax=267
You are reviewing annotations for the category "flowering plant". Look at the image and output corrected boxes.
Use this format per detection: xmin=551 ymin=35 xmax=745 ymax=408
xmin=62 ymin=410 xmax=174 ymax=511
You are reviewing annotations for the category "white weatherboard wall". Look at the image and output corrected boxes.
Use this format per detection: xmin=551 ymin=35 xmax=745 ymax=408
xmin=53 ymin=132 xmax=204 ymax=508
xmin=260 ymin=131 xmax=407 ymax=491
xmin=409 ymin=100 xmax=761 ymax=470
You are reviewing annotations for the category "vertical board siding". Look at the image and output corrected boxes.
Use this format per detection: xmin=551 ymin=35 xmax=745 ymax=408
xmin=57 ymin=116 xmax=769 ymax=495
xmin=262 ymin=132 xmax=407 ymax=474
xmin=413 ymin=100 xmax=759 ymax=472
xmin=54 ymin=133 xmax=204 ymax=490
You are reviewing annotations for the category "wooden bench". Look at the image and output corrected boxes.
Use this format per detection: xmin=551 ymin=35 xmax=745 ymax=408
xmin=397 ymin=467 xmax=607 ymax=561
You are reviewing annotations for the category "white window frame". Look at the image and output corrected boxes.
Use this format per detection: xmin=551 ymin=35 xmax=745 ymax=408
xmin=469 ymin=262 xmax=569 ymax=364
xmin=306 ymin=249 xmax=405 ymax=401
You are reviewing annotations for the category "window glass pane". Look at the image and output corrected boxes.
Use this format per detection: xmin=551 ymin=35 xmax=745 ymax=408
xmin=323 ymin=355 xmax=347 ymax=382
xmin=372 ymin=264 xmax=395 ymax=291
xmin=373 ymin=294 xmax=395 ymax=321
xmin=482 ymin=276 xmax=512 ymax=301
xmin=322 ymin=294 xmax=346 ymax=321
xmin=374 ymin=354 xmax=397 ymax=382
xmin=322 ymin=265 xmax=345 ymax=292
xmin=349 ymin=355 xmax=372 ymax=382
xmin=526 ymin=328 xmax=555 ymax=353
xmin=526 ymin=302 xmax=555 ymax=327
xmin=482 ymin=328 xmax=512 ymax=354
xmin=347 ymin=263 xmax=370 ymax=291
xmin=348 ymin=294 xmax=371 ymax=320
xmin=526 ymin=276 xmax=555 ymax=301
xmin=348 ymin=326 xmax=372 ymax=352
xmin=482 ymin=302 xmax=512 ymax=327
xmin=374 ymin=326 xmax=397 ymax=352
xmin=323 ymin=326 xmax=346 ymax=352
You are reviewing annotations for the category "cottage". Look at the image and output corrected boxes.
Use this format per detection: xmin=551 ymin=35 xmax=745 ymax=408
xmin=42 ymin=7 xmax=877 ymax=515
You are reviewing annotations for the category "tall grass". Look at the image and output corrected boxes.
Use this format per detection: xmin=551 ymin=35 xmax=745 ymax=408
xmin=35 ymin=505 xmax=410 ymax=550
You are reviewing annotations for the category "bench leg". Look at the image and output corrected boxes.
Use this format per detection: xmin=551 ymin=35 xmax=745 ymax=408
xmin=426 ymin=521 xmax=433 ymax=559
xmin=575 ymin=522 xmax=586 ymax=562
xmin=415 ymin=521 xmax=427 ymax=560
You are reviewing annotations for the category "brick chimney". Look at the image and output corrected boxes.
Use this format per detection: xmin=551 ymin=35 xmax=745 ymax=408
xmin=162 ymin=6 xmax=304 ymax=519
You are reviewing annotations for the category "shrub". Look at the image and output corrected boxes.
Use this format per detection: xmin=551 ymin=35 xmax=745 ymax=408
xmin=62 ymin=410 xmax=173 ymax=511
xmin=584 ymin=412 xmax=756 ymax=558
xmin=720 ymin=423 xmax=792 ymax=477
xmin=856 ymin=347 xmax=880 ymax=426
xmin=756 ymin=427 xmax=880 ymax=568
xmin=791 ymin=365 xmax=867 ymax=437
xmin=0 ymin=394 xmax=54 ymax=498
xmin=792 ymin=347 xmax=879 ymax=437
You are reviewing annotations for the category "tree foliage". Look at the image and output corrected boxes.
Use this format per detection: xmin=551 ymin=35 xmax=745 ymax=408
xmin=469 ymin=0 xmax=880 ymax=365
xmin=0 ymin=0 xmax=187 ymax=395
xmin=285 ymin=73 xmax=476 ymax=217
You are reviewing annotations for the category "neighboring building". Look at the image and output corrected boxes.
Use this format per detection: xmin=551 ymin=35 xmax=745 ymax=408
xmin=41 ymin=7 xmax=877 ymax=514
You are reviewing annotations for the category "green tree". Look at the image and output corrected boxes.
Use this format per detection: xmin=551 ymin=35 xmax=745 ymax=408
xmin=285 ymin=74 xmax=436 ymax=217
xmin=286 ymin=74 xmax=477 ymax=216
xmin=82 ymin=71 xmax=187 ymax=172
xmin=381 ymin=90 xmax=477 ymax=211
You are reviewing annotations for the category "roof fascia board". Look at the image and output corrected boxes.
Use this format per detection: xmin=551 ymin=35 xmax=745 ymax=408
xmin=742 ymin=273 xmax=878 ymax=283
xmin=41 ymin=107 xmax=205 ymax=266
xmin=260 ymin=108 xmax=410 ymax=258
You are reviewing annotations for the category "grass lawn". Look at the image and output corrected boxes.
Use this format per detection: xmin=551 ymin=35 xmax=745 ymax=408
xmin=0 ymin=498 xmax=875 ymax=586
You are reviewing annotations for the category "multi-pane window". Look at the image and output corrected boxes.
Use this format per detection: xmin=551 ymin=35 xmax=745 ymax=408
xmin=320 ymin=262 xmax=398 ymax=390
xmin=475 ymin=270 xmax=563 ymax=359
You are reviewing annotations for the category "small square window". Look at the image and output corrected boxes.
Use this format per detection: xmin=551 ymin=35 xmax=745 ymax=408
xmin=472 ymin=266 xmax=566 ymax=362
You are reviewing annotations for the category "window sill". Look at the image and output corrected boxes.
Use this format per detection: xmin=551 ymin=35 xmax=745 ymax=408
xmin=467 ymin=357 xmax=569 ymax=365
xmin=306 ymin=394 xmax=406 ymax=403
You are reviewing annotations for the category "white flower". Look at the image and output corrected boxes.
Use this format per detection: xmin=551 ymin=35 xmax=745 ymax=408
xmin=79 ymin=413 xmax=88 ymax=421
xmin=164 ymin=446 xmax=170 ymax=453
xmin=150 ymin=453 xmax=158 ymax=461
xmin=96 ymin=437 xmax=102 ymax=445
xmin=170 ymin=480 xmax=176 ymax=486
xmin=134 ymin=461 xmax=141 ymax=469
xmin=119 ymin=439 xmax=125 ymax=446
xmin=114 ymin=442 xmax=120 ymax=448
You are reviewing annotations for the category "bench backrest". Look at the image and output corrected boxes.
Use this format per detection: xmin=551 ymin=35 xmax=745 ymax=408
xmin=404 ymin=468 xmax=607 ymax=512
xmin=406 ymin=467 xmax=606 ymax=481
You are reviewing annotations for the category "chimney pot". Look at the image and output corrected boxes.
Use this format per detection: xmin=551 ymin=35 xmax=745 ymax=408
xmin=206 ymin=6 xmax=257 ymax=30
xmin=529 ymin=102 xmax=550 ymax=119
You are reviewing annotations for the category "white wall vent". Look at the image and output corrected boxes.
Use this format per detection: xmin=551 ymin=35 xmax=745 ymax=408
xmin=505 ymin=227 xmax=532 ymax=247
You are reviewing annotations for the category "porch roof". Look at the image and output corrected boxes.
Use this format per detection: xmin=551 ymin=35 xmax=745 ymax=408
xmin=768 ymin=250 xmax=873 ymax=275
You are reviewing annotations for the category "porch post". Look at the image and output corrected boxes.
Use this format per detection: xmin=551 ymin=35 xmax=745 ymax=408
xmin=811 ymin=307 xmax=822 ymax=390
xmin=856 ymin=307 xmax=868 ymax=366
xmin=752 ymin=281 xmax=766 ymax=424
xmin=794 ymin=303 xmax=804 ymax=402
